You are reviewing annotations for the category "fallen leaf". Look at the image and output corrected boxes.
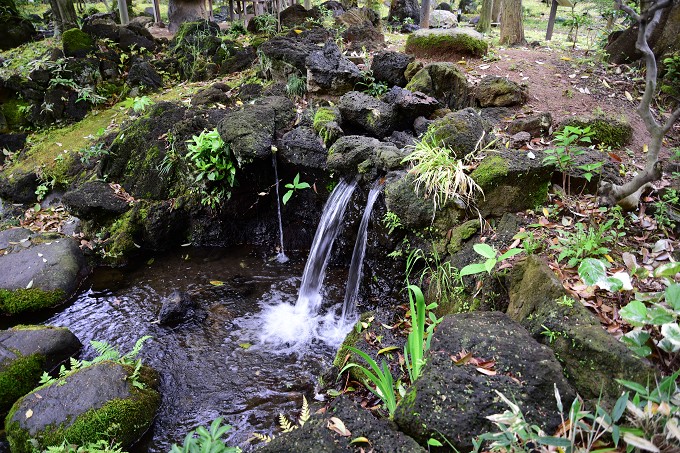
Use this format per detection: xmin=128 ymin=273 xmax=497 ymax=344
xmin=327 ymin=417 xmax=351 ymax=437
xmin=210 ymin=280 xmax=225 ymax=286
xmin=349 ymin=437 xmax=371 ymax=445
xmin=25 ymin=409 xmax=33 ymax=419
xmin=476 ymin=367 xmax=497 ymax=376
xmin=625 ymin=91 xmax=634 ymax=101
xmin=239 ymin=343 xmax=252 ymax=349
xmin=378 ymin=346 xmax=399 ymax=355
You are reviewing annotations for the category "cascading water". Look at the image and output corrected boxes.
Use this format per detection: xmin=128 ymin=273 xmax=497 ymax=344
xmin=259 ymin=179 xmax=357 ymax=349
xmin=271 ymin=152 xmax=289 ymax=263
xmin=340 ymin=182 xmax=383 ymax=326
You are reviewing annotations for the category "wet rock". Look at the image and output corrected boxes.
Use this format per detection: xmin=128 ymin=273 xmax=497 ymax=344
xmin=338 ymin=91 xmax=397 ymax=138
xmin=63 ymin=180 xmax=131 ymax=219
xmin=0 ymin=5 xmax=36 ymax=51
xmin=428 ymin=108 xmax=490 ymax=157
xmin=279 ymin=4 xmax=319 ymax=28
xmin=475 ymin=76 xmax=527 ymax=107
xmin=470 ymin=148 xmax=553 ymax=217
xmin=405 ymin=28 xmax=487 ymax=58
xmin=327 ymin=135 xmax=407 ymax=179
xmin=385 ymin=130 xmax=415 ymax=149
xmin=371 ymin=51 xmax=414 ymax=88
xmin=0 ymin=229 xmax=88 ymax=316
xmin=127 ymin=59 xmax=163 ymax=90
xmin=394 ymin=311 xmax=575 ymax=451
xmin=509 ymin=131 xmax=531 ymax=148
xmin=191 ymin=84 xmax=230 ymax=107
xmin=62 ymin=28 xmax=94 ymax=58
xmin=259 ymin=396 xmax=425 ymax=452
xmin=508 ymin=256 xmax=657 ymax=404
xmin=0 ymin=169 xmax=38 ymax=203
xmin=218 ymin=96 xmax=296 ymax=166
xmin=405 ymin=62 xmax=471 ymax=110
xmin=5 ymin=361 xmax=160 ymax=453
xmin=306 ymin=41 xmax=362 ymax=96
xmin=429 ymin=9 xmax=458 ymax=28
xmin=388 ymin=0 xmax=420 ymax=23
xmin=82 ymin=13 xmax=119 ymax=41
xmin=259 ymin=36 xmax=319 ymax=78
xmin=507 ymin=112 xmax=552 ymax=137
xmin=159 ymin=290 xmax=195 ymax=325
xmin=0 ymin=325 xmax=81 ymax=414
xmin=384 ymin=171 xmax=434 ymax=229
xmin=279 ymin=126 xmax=328 ymax=170
xmin=140 ymin=200 xmax=189 ymax=251
xmin=557 ymin=115 xmax=633 ymax=148
xmin=382 ymin=86 xmax=440 ymax=131
xmin=413 ymin=116 xmax=432 ymax=135
xmin=342 ymin=20 xmax=385 ymax=51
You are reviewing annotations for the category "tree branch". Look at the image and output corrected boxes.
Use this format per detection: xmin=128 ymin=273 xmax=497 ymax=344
xmin=662 ymin=106 xmax=680 ymax=135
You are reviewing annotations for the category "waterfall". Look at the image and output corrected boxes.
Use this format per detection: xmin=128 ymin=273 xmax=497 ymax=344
xmin=272 ymin=152 xmax=288 ymax=263
xmin=340 ymin=182 xmax=383 ymax=325
xmin=296 ymin=178 xmax=357 ymax=313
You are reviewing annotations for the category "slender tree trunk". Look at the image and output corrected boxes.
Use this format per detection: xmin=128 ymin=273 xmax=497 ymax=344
xmin=118 ymin=0 xmax=129 ymax=24
xmin=50 ymin=0 xmax=78 ymax=35
xmin=476 ymin=0 xmax=493 ymax=32
xmin=420 ymin=0 xmax=431 ymax=28
xmin=499 ymin=0 xmax=525 ymax=45
xmin=491 ymin=0 xmax=501 ymax=22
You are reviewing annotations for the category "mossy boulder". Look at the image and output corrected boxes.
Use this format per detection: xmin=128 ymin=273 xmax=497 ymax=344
xmin=405 ymin=62 xmax=471 ymax=110
xmin=279 ymin=126 xmax=328 ymax=170
xmin=62 ymin=28 xmax=95 ymax=58
xmin=405 ymin=28 xmax=488 ymax=59
xmin=508 ymin=112 xmax=552 ymax=137
xmin=5 ymin=360 xmax=160 ymax=453
xmin=169 ymin=20 xmax=221 ymax=81
xmin=328 ymin=135 xmax=407 ymax=180
xmin=470 ymin=149 xmax=554 ymax=217
xmin=0 ymin=325 xmax=81 ymax=414
xmin=508 ymin=256 xmax=657 ymax=405
xmin=338 ymin=91 xmax=398 ymax=138
xmin=394 ymin=312 xmax=575 ymax=451
xmin=558 ymin=115 xmax=633 ymax=148
xmin=63 ymin=180 xmax=131 ymax=220
xmin=312 ymin=106 xmax=344 ymax=146
xmin=0 ymin=228 xmax=88 ymax=316
xmin=259 ymin=396 xmax=425 ymax=453
xmin=428 ymin=108 xmax=491 ymax=158
xmin=259 ymin=36 xmax=319 ymax=78
xmin=475 ymin=76 xmax=527 ymax=107
xmin=0 ymin=7 xmax=36 ymax=50
xmin=0 ymin=98 xmax=30 ymax=130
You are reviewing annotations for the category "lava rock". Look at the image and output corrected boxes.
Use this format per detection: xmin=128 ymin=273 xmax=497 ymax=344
xmin=405 ymin=27 xmax=488 ymax=58
xmin=0 ymin=14 xmax=36 ymax=50
xmin=127 ymin=59 xmax=163 ymax=89
xmin=159 ymin=290 xmax=195 ymax=325
xmin=428 ymin=108 xmax=491 ymax=157
xmin=509 ymin=131 xmax=531 ymax=148
xmin=381 ymin=86 xmax=440 ymax=131
xmin=338 ymin=91 xmax=397 ymax=138
xmin=475 ymin=76 xmax=527 ymax=107
xmin=279 ymin=4 xmax=319 ymax=28
xmin=306 ymin=41 xmax=362 ymax=96
xmin=327 ymin=135 xmax=407 ymax=180
xmin=342 ymin=20 xmax=385 ymax=52
xmin=191 ymin=85 xmax=230 ymax=107
xmin=63 ymin=181 xmax=131 ymax=219
xmin=62 ymin=28 xmax=94 ymax=58
xmin=259 ymin=36 xmax=319 ymax=77
xmin=405 ymin=62 xmax=471 ymax=110
xmin=82 ymin=13 xmax=119 ymax=41
xmin=557 ymin=115 xmax=633 ymax=148
xmin=370 ymin=51 xmax=414 ymax=88
xmin=429 ymin=9 xmax=458 ymax=28
xmin=388 ymin=0 xmax=420 ymax=23
xmin=279 ymin=126 xmax=328 ymax=169
xmin=507 ymin=112 xmax=552 ymax=137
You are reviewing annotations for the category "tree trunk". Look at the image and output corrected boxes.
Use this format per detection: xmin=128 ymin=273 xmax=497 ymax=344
xmin=476 ymin=0 xmax=493 ymax=32
xmin=118 ymin=0 xmax=129 ymax=25
xmin=49 ymin=0 xmax=78 ymax=36
xmin=168 ymin=0 xmax=209 ymax=32
xmin=499 ymin=0 xmax=525 ymax=45
xmin=420 ymin=0 xmax=431 ymax=28
xmin=491 ymin=0 xmax=501 ymax=22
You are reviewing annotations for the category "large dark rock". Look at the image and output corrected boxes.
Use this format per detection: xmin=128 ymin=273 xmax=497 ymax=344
xmin=0 ymin=133 xmax=27 ymax=153
xmin=384 ymin=171 xmax=435 ymax=229
xmin=0 ymin=229 xmax=88 ymax=316
xmin=259 ymin=396 xmax=425 ymax=452
xmin=5 ymin=361 xmax=160 ymax=453
xmin=159 ymin=290 xmax=195 ymax=325
xmin=168 ymin=20 xmax=221 ymax=81
xmin=63 ymin=181 xmax=130 ymax=219
xmin=220 ymin=42 xmax=257 ymax=74
xmin=0 ymin=15 xmax=36 ymax=50
xmin=306 ymin=41 xmax=362 ymax=96
xmin=259 ymin=36 xmax=319 ymax=78
xmin=405 ymin=62 xmax=471 ymax=110
xmin=62 ymin=28 xmax=94 ymax=58
xmin=428 ymin=108 xmax=491 ymax=157
xmin=382 ymin=86 xmax=440 ymax=131
xmin=190 ymin=84 xmax=230 ymax=106
xmin=371 ymin=51 xmax=414 ymax=88
xmin=0 ymin=170 xmax=38 ymax=203
xmin=394 ymin=312 xmax=575 ymax=451
xmin=388 ymin=0 xmax=420 ymax=23
xmin=507 ymin=112 xmax=552 ymax=137
xmin=338 ymin=91 xmax=397 ymax=138
xmin=82 ymin=13 xmax=119 ymax=41
xmin=327 ymin=135 xmax=407 ymax=180
xmin=127 ymin=59 xmax=163 ymax=89
xmin=279 ymin=126 xmax=328 ymax=170
xmin=335 ymin=7 xmax=380 ymax=27
xmin=475 ymin=76 xmax=527 ymax=107
xmin=279 ymin=4 xmax=319 ymax=28
xmin=341 ymin=20 xmax=385 ymax=51
xmin=217 ymin=96 xmax=296 ymax=166
xmin=0 ymin=325 xmax=81 ymax=415
xmin=508 ymin=256 xmax=657 ymax=404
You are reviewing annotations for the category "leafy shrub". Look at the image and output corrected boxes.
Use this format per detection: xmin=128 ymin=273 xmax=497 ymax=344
xmin=543 ymin=125 xmax=599 ymax=195
xmin=170 ymin=418 xmax=241 ymax=453
xmin=553 ymin=219 xmax=622 ymax=268
xmin=185 ymin=128 xmax=237 ymax=209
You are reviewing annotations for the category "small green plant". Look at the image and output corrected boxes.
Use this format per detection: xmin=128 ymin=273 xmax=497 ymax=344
xmin=252 ymin=13 xmax=278 ymax=36
xmin=654 ymin=188 xmax=678 ymax=231
xmin=35 ymin=182 xmax=49 ymax=201
xmin=382 ymin=211 xmax=403 ymax=235
xmin=403 ymin=285 xmax=440 ymax=383
xmin=285 ymin=73 xmax=307 ymax=99
xmin=660 ymin=52 xmax=680 ymax=99
xmin=405 ymin=246 xmax=463 ymax=311
xmin=170 ymin=417 xmax=241 ymax=453
xmin=553 ymin=220 xmax=622 ymax=268
xmin=340 ymin=346 xmax=397 ymax=418
xmin=256 ymin=48 xmax=273 ymax=80
xmin=282 ymin=173 xmax=310 ymax=205
xmin=185 ymin=128 xmax=237 ymax=209
xmin=543 ymin=125 xmax=597 ymax=195
xmin=403 ymin=16 xmax=415 ymax=25
xmin=121 ymin=95 xmax=153 ymax=113
xmin=79 ymin=143 xmax=108 ymax=164
xmin=556 ymin=295 xmax=576 ymax=307
xmin=43 ymin=438 xmax=124 ymax=452
xmin=459 ymin=243 xmax=523 ymax=278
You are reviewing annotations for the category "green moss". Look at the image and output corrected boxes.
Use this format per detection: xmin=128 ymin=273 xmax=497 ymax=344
xmin=0 ymin=288 xmax=66 ymax=315
xmin=62 ymin=28 xmax=94 ymax=56
xmin=405 ymin=31 xmax=488 ymax=57
xmin=528 ymin=181 xmax=549 ymax=208
xmin=313 ymin=107 xmax=341 ymax=146
xmin=0 ymin=38 xmax=58 ymax=80
xmin=0 ymin=98 xmax=30 ymax=128
xmin=470 ymin=156 xmax=509 ymax=190
xmin=0 ymin=354 xmax=44 ymax=413
xmin=558 ymin=116 xmax=632 ymax=148
xmin=447 ymin=219 xmax=480 ymax=255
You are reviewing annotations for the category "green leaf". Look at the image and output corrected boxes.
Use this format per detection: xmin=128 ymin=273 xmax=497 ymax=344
xmin=473 ymin=243 xmax=496 ymax=259
xmin=619 ymin=300 xmax=649 ymax=327
xmin=578 ymin=258 xmax=607 ymax=286
xmin=498 ymin=248 xmax=523 ymax=261
xmin=646 ymin=306 xmax=675 ymax=325
xmin=653 ymin=262 xmax=680 ymax=278
xmin=616 ymin=378 xmax=648 ymax=395
xmin=296 ymin=182 xmax=311 ymax=189
xmin=665 ymin=283 xmax=680 ymax=311
xmin=661 ymin=322 xmax=680 ymax=347
xmin=483 ymin=258 xmax=497 ymax=273
xmin=293 ymin=173 xmax=300 ymax=185
xmin=427 ymin=438 xmax=444 ymax=447
xmin=282 ymin=190 xmax=293 ymax=205
xmin=460 ymin=262 xmax=488 ymax=277
xmin=537 ymin=436 xmax=573 ymax=447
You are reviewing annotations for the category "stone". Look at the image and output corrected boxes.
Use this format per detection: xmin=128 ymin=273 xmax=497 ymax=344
xmin=0 ymin=133 xmax=26 ymax=153
xmin=508 ymin=256 xmax=657 ymax=404
xmin=0 ymin=325 xmax=81 ymax=414
xmin=405 ymin=62 xmax=471 ymax=110
xmin=557 ymin=115 xmax=633 ymax=148
xmin=0 ymin=229 xmax=88 ymax=316
xmin=279 ymin=126 xmax=328 ymax=170
xmin=191 ymin=85 xmax=230 ymax=106
xmin=507 ymin=112 xmax=552 ymax=137
xmin=382 ymin=86 xmax=440 ymax=131
xmin=62 ymin=28 xmax=94 ymax=58
xmin=429 ymin=9 xmax=458 ymax=28
xmin=5 ymin=361 xmax=160 ymax=453
xmin=388 ymin=0 xmax=420 ymax=23
xmin=312 ymin=106 xmax=344 ymax=146
xmin=119 ymin=25 xmax=157 ymax=52
xmin=385 ymin=130 xmax=415 ymax=149
xmin=384 ymin=171 xmax=434 ymax=229
xmin=168 ymin=20 xmax=221 ymax=80
xmin=428 ymin=108 xmax=490 ymax=157
xmin=338 ymin=91 xmax=398 ymax=138
xmin=475 ymin=76 xmax=527 ymax=107
xmin=327 ymin=135 xmax=407 ymax=180
xmin=371 ymin=51 xmax=414 ymax=88
xmin=335 ymin=7 xmax=380 ymax=27
xmin=405 ymin=28 xmax=487 ymax=58
xmin=0 ymin=170 xmax=38 ymax=203
xmin=470 ymin=149 xmax=553 ymax=217
xmin=259 ymin=36 xmax=319 ymax=78
xmin=341 ymin=20 xmax=385 ymax=51
xmin=81 ymin=13 xmax=119 ymax=41
xmin=509 ymin=131 xmax=531 ymax=148
xmin=63 ymin=181 xmax=130 ymax=219
xmin=458 ymin=0 xmax=477 ymax=13
xmin=306 ymin=41 xmax=362 ymax=96
xmin=0 ymin=14 xmax=36 ymax=50
xmin=127 ymin=59 xmax=163 ymax=89
xmin=220 ymin=44 xmax=257 ymax=74
xmin=158 ymin=290 xmax=195 ymax=325
xmin=394 ymin=311 xmax=575 ymax=451
xmin=279 ymin=4 xmax=319 ymax=28
xmin=435 ymin=2 xmax=452 ymax=10
xmin=259 ymin=396 xmax=425 ymax=452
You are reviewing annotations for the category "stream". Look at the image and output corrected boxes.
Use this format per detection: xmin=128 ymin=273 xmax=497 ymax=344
xmin=45 ymin=245 xmax=350 ymax=452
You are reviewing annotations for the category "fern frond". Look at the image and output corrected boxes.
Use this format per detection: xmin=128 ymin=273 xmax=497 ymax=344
xmin=252 ymin=433 xmax=274 ymax=443
xmin=299 ymin=396 xmax=310 ymax=427
xmin=124 ymin=335 xmax=152 ymax=363
xmin=279 ymin=414 xmax=297 ymax=433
